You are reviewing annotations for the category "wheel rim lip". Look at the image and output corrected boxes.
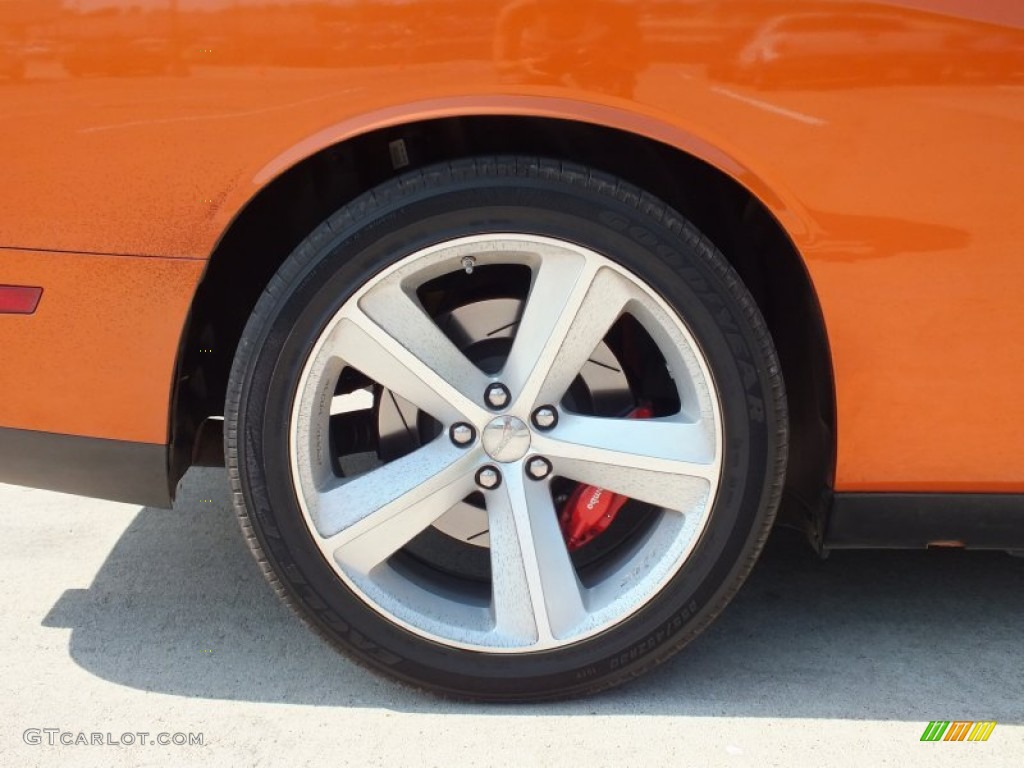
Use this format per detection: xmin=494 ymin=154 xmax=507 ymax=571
xmin=288 ymin=233 xmax=724 ymax=654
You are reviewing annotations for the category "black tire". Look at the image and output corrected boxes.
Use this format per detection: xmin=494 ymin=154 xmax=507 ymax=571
xmin=225 ymin=157 xmax=788 ymax=700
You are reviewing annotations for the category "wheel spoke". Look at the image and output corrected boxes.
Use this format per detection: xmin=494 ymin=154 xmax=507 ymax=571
xmin=503 ymin=253 xmax=632 ymax=411
xmin=488 ymin=469 xmax=587 ymax=644
xmin=328 ymin=290 xmax=490 ymax=425
xmin=533 ymin=413 xmax=718 ymax=511
xmin=318 ymin=441 xmax=480 ymax=574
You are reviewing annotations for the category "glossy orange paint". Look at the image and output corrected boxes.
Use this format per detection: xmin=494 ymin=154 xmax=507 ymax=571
xmin=0 ymin=249 xmax=203 ymax=442
xmin=0 ymin=1 xmax=1022 ymax=490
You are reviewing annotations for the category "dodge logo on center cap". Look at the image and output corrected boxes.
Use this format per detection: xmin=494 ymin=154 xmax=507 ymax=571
xmin=482 ymin=415 xmax=531 ymax=462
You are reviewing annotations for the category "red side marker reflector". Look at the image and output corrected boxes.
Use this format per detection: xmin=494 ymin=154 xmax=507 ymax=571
xmin=0 ymin=285 xmax=43 ymax=315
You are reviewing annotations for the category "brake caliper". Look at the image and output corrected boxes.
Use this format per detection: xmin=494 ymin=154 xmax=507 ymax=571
xmin=559 ymin=404 xmax=653 ymax=551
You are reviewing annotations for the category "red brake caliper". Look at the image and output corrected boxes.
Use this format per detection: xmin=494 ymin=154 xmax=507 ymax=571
xmin=558 ymin=404 xmax=653 ymax=551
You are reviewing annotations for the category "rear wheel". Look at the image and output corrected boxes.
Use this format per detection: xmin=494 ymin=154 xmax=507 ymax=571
xmin=226 ymin=157 xmax=787 ymax=700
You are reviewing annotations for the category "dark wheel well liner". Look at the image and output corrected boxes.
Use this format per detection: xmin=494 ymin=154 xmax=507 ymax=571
xmin=170 ymin=115 xmax=835 ymax=546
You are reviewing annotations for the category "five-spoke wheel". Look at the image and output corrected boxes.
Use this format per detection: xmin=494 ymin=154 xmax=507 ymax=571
xmin=290 ymin=234 xmax=723 ymax=651
xmin=226 ymin=157 xmax=786 ymax=699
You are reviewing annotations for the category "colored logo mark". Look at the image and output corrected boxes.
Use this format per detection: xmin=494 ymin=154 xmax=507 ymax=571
xmin=920 ymin=721 xmax=996 ymax=742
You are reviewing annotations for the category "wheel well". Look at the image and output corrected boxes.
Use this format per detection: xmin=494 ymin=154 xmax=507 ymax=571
xmin=171 ymin=115 xmax=836 ymax=546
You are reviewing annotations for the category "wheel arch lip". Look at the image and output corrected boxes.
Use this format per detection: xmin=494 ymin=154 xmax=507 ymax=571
xmin=174 ymin=95 xmax=836 ymax=508
xmin=205 ymin=94 xmax=816 ymax=265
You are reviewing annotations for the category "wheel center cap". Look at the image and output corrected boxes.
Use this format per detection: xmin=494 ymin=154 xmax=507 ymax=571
xmin=482 ymin=415 xmax=531 ymax=463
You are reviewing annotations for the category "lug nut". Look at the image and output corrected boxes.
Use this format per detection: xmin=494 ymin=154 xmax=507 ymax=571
xmin=526 ymin=457 xmax=552 ymax=481
xmin=531 ymin=406 xmax=558 ymax=430
xmin=476 ymin=466 xmax=502 ymax=490
xmin=484 ymin=383 xmax=511 ymax=410
xmin=449 ymin=423 xmax=476 ymax=447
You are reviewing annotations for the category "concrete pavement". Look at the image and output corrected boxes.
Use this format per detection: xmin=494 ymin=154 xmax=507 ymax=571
xmin=1 ymin=467 xmax=1021 ymax=767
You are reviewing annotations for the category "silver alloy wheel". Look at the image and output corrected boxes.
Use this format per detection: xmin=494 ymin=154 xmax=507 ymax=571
xmin=289 ymin=234 xmax=723 ymax=652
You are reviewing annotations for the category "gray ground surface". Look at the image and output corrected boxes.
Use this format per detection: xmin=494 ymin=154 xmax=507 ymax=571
xmin=1 ymin=467 xmax=1021 ymax=767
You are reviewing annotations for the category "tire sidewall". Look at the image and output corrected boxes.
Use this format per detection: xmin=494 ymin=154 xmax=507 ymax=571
xmin=231 ymin=162 xmax=784 ymax=698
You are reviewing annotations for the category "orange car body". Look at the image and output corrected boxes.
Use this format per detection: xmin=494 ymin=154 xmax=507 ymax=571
xmin=1 ymin=1 xmax=1022 ymax=508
